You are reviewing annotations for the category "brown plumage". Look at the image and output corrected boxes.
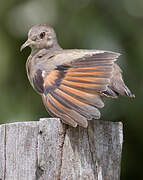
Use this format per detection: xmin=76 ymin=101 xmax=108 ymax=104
xmin=21 ymin=24 xmax=135 ymax=128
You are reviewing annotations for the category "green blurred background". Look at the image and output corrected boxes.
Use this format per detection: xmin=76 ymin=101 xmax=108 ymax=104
xmin=0 ymin=0 xmax=142 ymax=179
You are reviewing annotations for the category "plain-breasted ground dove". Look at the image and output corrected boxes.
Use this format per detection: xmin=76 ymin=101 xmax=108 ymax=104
xmin=21 ymin=24 xmax=134 ymax=128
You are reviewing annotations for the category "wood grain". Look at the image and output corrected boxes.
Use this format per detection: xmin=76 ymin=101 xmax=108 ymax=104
xmin=0 ymin=119 xmax=123 ymax=180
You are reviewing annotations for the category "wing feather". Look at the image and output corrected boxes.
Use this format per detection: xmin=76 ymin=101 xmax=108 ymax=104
xmin=66 ymin=72 xmax=110 ymax=78
xmin=54 ymin=89 xmax=100 ymax=118
xmin=48 ymin=94 xmax=88 ymax=127
xmin=65 ymin=66 xmax=112 ymax=72
xmin=36 ymin=51 xmax=120 ymax=127
xmin=59 ymin=84 xmax=104 ymax=108
xmin=45 ymin=96 xmax=78 ymax=127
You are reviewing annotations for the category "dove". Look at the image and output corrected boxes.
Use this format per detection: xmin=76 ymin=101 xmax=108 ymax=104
xmin=21 ymin=24 xmax=135 ymax=128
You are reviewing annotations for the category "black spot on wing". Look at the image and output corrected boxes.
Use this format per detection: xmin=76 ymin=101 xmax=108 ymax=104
xmin=33 ymin=69 xmax=44 ymax=93
xmin=56 ymin=65 xmax=71 ymax=71
xmin=48 ymin=55 xmax=55 ymax=59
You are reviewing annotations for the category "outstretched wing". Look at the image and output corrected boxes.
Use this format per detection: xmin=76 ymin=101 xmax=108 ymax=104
xmin=34 ymin=50 xmax=120 ymax=127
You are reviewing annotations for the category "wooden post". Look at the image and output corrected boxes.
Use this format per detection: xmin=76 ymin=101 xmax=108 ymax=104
xmin=0 ymin=118 xmax=123 ymax=180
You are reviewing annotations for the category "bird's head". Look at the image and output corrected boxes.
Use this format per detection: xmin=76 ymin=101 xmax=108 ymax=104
xmin=20 ymin=24 xmax=58 ymax=51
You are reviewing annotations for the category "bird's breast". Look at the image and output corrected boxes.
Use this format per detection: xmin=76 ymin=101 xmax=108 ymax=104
xmin=26 ymin=56 xmax=42 ymax=93
xmin=26 ymin=57 xmax=33 ymax=85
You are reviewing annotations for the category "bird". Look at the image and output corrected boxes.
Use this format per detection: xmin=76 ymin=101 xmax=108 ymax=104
xmin=21 ymin=24 xmax=135 ymax=128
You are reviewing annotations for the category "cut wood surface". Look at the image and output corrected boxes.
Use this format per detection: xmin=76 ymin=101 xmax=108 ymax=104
xmin=0 ymin=118 xmax=123 ymax=180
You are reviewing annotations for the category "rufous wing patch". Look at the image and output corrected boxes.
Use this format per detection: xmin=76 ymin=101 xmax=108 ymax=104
xmin=41 ymin=51 xmax=119 ymax=127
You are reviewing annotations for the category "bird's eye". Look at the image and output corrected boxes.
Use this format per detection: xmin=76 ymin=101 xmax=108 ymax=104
xmin=40 ymin=32 xmax=46 ymax=39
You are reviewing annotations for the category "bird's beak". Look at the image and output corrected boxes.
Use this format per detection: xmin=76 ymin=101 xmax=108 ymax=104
xmin=20 ymin=39 xmax=32 ymax=51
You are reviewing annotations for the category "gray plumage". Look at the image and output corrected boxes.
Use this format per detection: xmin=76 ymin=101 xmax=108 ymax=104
xmin=21 ymin=24 xmax=135 ymax=128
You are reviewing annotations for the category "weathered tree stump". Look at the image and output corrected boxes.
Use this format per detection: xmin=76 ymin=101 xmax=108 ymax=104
xmin=0 ymin=118 xmax=123 ymax=180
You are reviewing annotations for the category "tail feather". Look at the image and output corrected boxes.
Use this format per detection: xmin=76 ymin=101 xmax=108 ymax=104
xmin=103 ymin=63 xmax=135 ymax=98
xmin=102 ymin=87 xmax=118 ymax=98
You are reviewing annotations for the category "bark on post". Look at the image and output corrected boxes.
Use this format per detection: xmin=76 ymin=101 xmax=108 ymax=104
xmin=0 ymin=118 xmax=123 ymax=180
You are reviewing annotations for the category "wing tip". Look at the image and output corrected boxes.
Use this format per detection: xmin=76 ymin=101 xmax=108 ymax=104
xmin=106 ymin=51 xmax=121 ymax=57
xmin=94 ymin=50 xmax=121 ymax=62
xmin=110 ymin=52 xmax=121 ymax=60
xmin=62 ymin=119 xmax=78 ymax=127
xmin=104 ymin=51 xmax=121 ymax=60
xmin=80 ymin=120 xmax=88 ymax=128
